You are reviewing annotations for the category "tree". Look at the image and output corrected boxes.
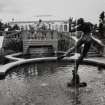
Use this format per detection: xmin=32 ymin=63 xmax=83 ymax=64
xmin=68 ymin=17 xmax=73 ymax=32
xmin=12 ymin=24 xmax=20 ymax=30
xmin=0 ymin=21 xmax=3 ymax=31
xmin=98 ymin=11 xmax=105 ymax=38
xmin=99 ymin=11 xmax=105 ymax=22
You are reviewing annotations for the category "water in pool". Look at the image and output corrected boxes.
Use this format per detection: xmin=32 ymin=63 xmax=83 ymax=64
xmin=0 ymin=62 xmax=105 ymax=105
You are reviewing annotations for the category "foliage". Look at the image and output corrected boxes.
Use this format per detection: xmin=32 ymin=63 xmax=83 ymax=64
xmin=12 ymin=24 xmax=20 ymax=30
xmin=99 ymin=11 xmax=105 ymax=21
xmin=0 ymin=21 xmax=20 ymax=31
xmin=58 ymin=36 xmax=74 ymax=51
xmin=0 ymin=55 xmax=10 ymax=64
xmin=98 ymin=11 xmax=105 ymax=38
xmin=5 ymin=39 xmax=23 ymax=52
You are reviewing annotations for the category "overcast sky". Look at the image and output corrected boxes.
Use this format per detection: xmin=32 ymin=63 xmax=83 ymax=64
xmin=0 ymin=0 xmax=105 ymax=23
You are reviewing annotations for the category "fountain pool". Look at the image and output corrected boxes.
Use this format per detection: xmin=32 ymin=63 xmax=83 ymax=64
xmin=0 ymin=61 xmax=105 ymax=105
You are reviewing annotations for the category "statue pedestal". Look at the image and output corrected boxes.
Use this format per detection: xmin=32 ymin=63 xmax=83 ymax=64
xmin=67 ymin=73 xmax=87 ymax=88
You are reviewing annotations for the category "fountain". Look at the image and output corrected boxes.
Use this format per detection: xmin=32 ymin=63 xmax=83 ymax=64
xmin=67 ymin=70 xmax=87 ymax=87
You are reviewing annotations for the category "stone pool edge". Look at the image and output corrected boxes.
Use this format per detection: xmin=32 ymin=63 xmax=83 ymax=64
xmin=0 ymin=53 xmax=104 ymax=79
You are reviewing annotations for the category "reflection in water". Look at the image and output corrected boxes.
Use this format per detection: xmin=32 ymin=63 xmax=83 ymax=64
xmin=0 ymin=62 xmax=104 ymax=105
xmin=6 ymin=62 xmax=64 ymax=82
xmin=35 ymin=64 xmax=38 ymax=76
xmin=71 ymin=88 xmax=81 ymax=105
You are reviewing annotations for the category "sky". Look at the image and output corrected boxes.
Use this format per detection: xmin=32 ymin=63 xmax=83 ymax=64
xmin=0 ymin=0 xmax=105 ymax=23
